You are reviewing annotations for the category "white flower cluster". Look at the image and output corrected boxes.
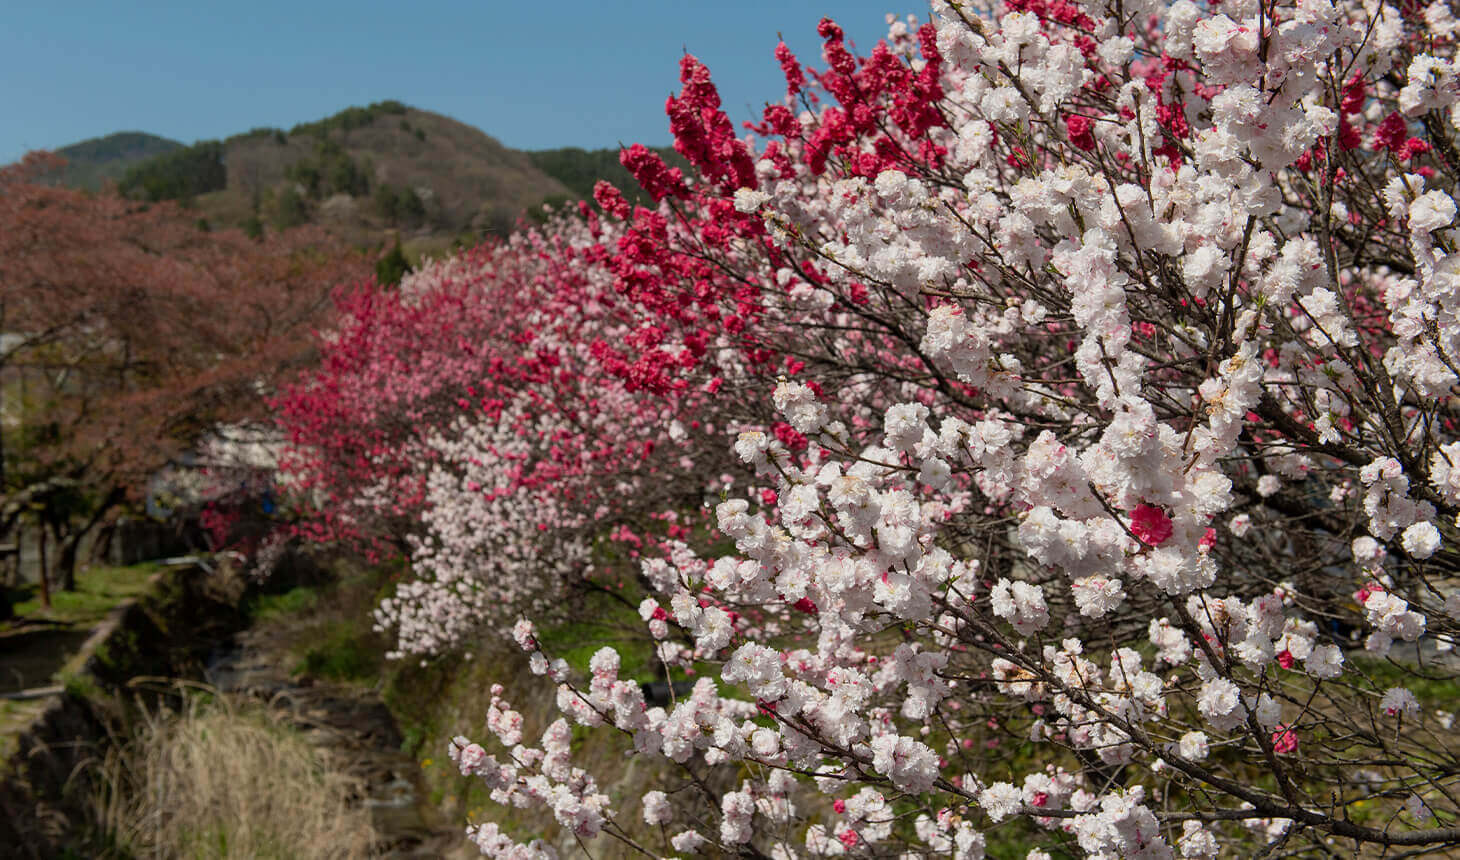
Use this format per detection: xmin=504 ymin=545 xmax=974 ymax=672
xmin=287 ymin=0 xmax=1460 ymax=854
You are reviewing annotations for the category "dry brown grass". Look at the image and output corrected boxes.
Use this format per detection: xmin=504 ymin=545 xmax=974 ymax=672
xmin=94 ymin=691 xmax=380 ymax=859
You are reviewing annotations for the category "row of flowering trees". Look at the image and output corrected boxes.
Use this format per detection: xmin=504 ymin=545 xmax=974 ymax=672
xmin=277 ymin=0 xmax=1460 ymax=855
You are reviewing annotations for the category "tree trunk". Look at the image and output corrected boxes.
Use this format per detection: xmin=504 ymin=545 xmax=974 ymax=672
xmin=53 ymin=520 xmax=77 ymax=593
xmin=55 ymin=489 xmax=124 ymax=592
xmin=36 ymin=520 xmax=50 ymax=610
xmin=90 ymin=521 xmax=117 ymax=567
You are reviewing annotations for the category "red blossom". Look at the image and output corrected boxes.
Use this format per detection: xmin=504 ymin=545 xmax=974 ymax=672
xmin=1130 ymin=504 xmax=1174 ymax=546
xmin=775 ymin=41 xmax=806 ymax=97
xmin=1066 ymin=113 xmax=1096 ymax=151
xmin=1338 ymin=116 xmax=1362 ymax=151
xmin=1272 ymin=725 xmax=1298 ymax=754
xmin=1374 ymin=112 xmax=1409 ymax=154
xmin=1341 ymin=73 xmax=1367 ymax=114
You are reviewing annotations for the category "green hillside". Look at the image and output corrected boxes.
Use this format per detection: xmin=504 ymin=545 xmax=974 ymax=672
xmin=50 ymin=132 xmax=183 ymax=190
xmin=528 ymin=145 xmax=688 ymax=208
xmin=100 ymin=102 xmax=572 ymax=246
xmin=33 ymin=107 xmax=691 ymax=252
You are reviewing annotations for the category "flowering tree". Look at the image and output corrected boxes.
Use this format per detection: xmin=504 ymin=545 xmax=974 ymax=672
xmin=275 ymin=213 xmax=759 ymax=657
xmin=0 ymin=152 xmax=368 ymax=588
xmin=282 ymin=0 xmax=1460 ymax=854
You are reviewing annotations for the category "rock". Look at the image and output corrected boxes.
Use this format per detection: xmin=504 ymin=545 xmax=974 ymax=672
xmin=205 ymin=627 xmax=466 ymax=856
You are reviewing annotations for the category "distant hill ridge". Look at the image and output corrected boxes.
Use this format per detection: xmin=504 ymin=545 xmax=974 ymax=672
xmin=35 ymin=103 xmax=683 ymax=248
xmin=52 ymin=132 xmax=183 ymax=190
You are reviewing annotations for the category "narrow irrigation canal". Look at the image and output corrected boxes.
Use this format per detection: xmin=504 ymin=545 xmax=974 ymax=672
xmin=0 ymin=557 xmax=469 ymax=858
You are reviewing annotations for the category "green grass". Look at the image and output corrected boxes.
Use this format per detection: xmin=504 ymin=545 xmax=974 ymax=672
xmin=1348 ymin=654 xmax=1460 ymax=707
xmin=235 ymin=562 xmax=394 ymax=687
xmin=9 ymin=562 xmax=161 ymax=628
xmin=292 ymin=620 xmax=381 ymax=682
xmin=534 ymin=588 xmax=658 ymax=682
xmin=0 ymin=698 xmax=47 ymax=759
xmin=247 ymin=585 xmax=320 ymax=623
xmin=57 ymin=668 xmax=104 ymax=702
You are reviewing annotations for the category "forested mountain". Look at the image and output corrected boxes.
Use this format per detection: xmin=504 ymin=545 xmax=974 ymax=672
xmin=48 ymin=131 xmax=183 ymax=190
xmin=28 ymin=104 xmax=681 ymax=250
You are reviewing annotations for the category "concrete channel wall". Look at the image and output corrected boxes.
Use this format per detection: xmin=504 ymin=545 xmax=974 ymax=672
xmin=0 ymin=562 xmax=248 ymax=857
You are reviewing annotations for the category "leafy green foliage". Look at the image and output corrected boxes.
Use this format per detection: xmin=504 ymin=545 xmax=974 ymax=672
xmin=49 ymin=132 xmax=183 ymax=190
xmin=284 ymin=138 xmax=370 ymax=199
xmin=527 ymin=145 xmax=687 ymax=207
xmin=375 ymin=238 xmax=410 ymax=287
xmin=56 ymin=131 xmax=182 ymax=165
xmin=272 ymin=186 xmax=309 ymax=229
xmin=373 ymin=183 xmax=426 ymax=226
xmin=246 ymin=585 xmax=320 ymax=623
xmin=288 ymin=100 xmax=408 ymax=139
xmin=293 ymin=620 xmax=381 ymax=681
xmin=525 ymin=193 xmax=576 ymax=225
xmin=534 ymin=586 xmax=657 ymax=682
xmin=228 ymin=126 xmax=287 ymax=145
xmin=117 ymin=141 xmax=226 ymax=201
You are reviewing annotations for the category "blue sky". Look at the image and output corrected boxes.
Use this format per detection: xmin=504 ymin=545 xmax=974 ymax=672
xmin=2 ymin=1 xmax=921 ymax=162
